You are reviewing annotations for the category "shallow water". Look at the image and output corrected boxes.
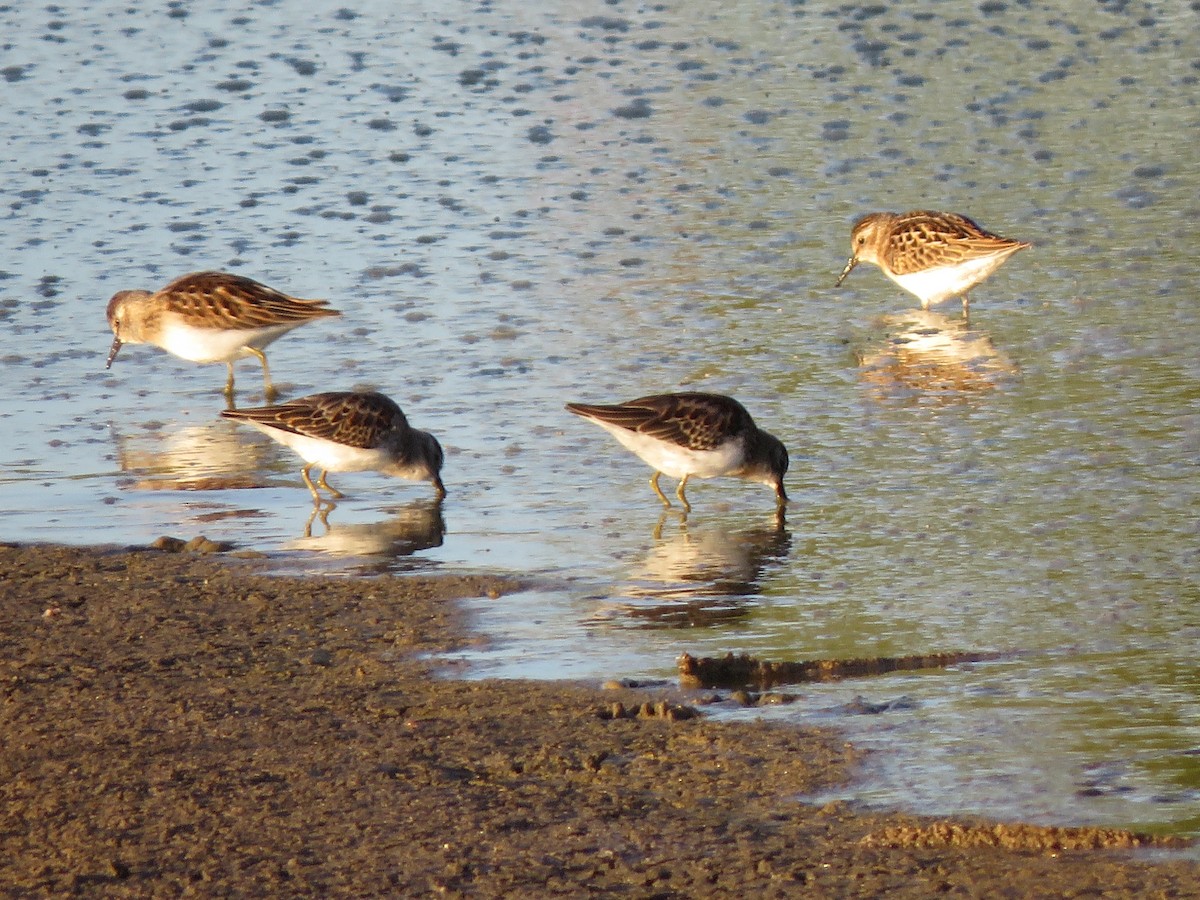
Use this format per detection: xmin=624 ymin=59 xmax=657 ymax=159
xmin=2 ymin=0 xmax=1199 ymax=839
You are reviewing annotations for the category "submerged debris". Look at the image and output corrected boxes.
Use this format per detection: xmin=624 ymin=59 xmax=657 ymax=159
xmin=677 ymin=650 xmax=1013 ymax=690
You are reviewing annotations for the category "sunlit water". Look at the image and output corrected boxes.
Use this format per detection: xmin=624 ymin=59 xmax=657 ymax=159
xmin=2 ymin=0 xmax=1199 ymax=841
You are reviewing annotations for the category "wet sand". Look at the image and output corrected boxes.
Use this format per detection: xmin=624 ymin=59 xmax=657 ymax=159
xmin=2 ymin=542 xmax=1197 ymax=897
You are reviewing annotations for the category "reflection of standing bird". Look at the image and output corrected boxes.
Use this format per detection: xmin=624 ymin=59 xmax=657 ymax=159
xmin=111 ymin=419 xmax=279 ymax=492
xmin=857 ymin=309 xmax=1018 ymax=402
xmin=105 ymin=271 xmax=340 ymax=399
xmin=591 ymin=517 xmax=792 ymax=629
xmin=221 ymin=391 xmax=445 ymax=502
xmin=294 ymin=499 xmax=447 ymax=559
xmin=565 ymin=392 xmax=788 ymax=512
xmin=836 ymin=210 xmax=1030 ymax=313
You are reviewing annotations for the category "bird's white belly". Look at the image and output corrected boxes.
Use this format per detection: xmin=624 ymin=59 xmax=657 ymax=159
xmin=244 ymin=423 xmax=388 ymax=472
xmin=601 ymin=425 xmax=743 ymax=479
xmin=157 ymin=320 xmax=296 ymax=363
xmin=891 ymin=256 xmax=1006 ymax=305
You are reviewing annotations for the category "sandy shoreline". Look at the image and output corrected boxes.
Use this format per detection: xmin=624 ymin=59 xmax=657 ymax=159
xmin=2 ymin=541 xmax=1197 ymax=897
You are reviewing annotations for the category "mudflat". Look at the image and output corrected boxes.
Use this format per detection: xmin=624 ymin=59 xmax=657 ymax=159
xmin=2 ymin=542 xmax=1196 ymax=897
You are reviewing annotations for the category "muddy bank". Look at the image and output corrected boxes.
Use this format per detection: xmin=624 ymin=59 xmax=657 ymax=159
xmin=1 ymin=543 xmax=1197 ymax=897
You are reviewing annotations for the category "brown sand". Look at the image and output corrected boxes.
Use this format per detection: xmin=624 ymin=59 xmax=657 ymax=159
xmin=2 ymin=542 xmax=1197 ymax=897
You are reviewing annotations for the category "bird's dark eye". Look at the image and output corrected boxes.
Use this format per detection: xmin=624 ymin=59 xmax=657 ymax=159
xmin=856 ymin=236 xmax=866 ymax=245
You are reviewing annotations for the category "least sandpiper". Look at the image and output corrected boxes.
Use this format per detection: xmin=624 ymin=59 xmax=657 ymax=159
xmin=105 ymin=271 xmax=341 ymax=399
xmin=836 ymin=210 xmax=1031 ymax=313
xmin=565 ymin=392 xmax=788 ymax=512
xmin=220 ymin=391 xmax=446 ymax=502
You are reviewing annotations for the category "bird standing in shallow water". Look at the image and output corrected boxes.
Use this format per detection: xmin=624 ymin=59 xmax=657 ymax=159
xmin=105 ymin=271 xmax=341 ymax=399
xmin=221 ymin=391 xmax=445 ymax=503
xmin=565 ymin=392 xmax=788 ymax=513
xmin=836 ymin=210 xmax=1031 ymax=314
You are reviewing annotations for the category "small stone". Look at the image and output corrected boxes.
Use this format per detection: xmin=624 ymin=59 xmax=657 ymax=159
xmin=667 ymin=705 xmax=698 ymax=721
xmin=310 ymin=649 xmax=334 ymax=667
xmin=184 ymin=535 xmax=229 ymax=554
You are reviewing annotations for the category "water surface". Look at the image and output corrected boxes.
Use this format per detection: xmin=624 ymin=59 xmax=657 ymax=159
xmin=2 ymin=0 xmax=1199 ymax=839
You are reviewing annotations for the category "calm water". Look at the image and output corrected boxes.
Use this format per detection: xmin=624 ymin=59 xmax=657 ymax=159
xmin=2 ymin=0 xmax=1199 ymax=839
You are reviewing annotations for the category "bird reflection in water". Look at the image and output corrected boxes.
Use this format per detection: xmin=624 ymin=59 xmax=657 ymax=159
xmin=857 ymin=309 xmax=1017 ymax=404
xmin=589 ymin=511 xmax=791 ymax=629
xmin=287 ymin=498 xmax=446 ymax=566
xmin=112 ymin=417 xmax=283 ymax=492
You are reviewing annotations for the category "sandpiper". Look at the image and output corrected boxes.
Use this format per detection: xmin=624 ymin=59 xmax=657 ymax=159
xmin=836 ymin=210 xmax=1031 ymax=313
xmin=565 ymin=392 xmax=788 ymax=512
xmin=105 ymin=271 xmax=341 ymax=399
xmin=221 ymin=391 xmax=445 ymax=502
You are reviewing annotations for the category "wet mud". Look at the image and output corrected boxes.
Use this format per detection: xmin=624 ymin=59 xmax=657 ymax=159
xmin=2 ymin=542 xmax=1198 ymax=897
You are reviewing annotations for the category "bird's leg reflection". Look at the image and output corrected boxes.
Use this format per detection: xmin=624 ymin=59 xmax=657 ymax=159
xmin=652 ymin=507 xmax=689 ymax=541
xmin=303 ymin=501 xmax=336 ymax=538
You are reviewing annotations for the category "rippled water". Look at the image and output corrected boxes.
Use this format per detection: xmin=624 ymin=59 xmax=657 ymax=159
xmin=3 ymin=0 xmax=1199 ymax=839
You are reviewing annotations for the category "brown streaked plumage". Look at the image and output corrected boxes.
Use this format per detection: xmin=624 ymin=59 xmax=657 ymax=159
xmin=221 ymin=391 xmax=446 ymax=502
xmin=836 ymin=210 xmax=1031 ymax=313
xmin=105 ymin=271 xmax=341 ymax=398
xmin=566 ymin=392 xmax=788 ymax=512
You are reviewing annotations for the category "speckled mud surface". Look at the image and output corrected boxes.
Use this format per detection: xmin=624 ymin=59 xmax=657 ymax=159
xmin=2 ymin=543 xmax=1198 ymax=897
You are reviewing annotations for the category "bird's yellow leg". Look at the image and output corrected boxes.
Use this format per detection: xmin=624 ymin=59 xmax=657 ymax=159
xmin=247 ymin=347 xmax=275 ymax=400
xmin=224 ymin=362 xmax=236 ymax=397
xmin=301 ymin=463 xmax=322 ymax=502
xmin=675 ymin=474 xmax=692 ymax=514
xmin=317 ymin=470 xmax=345 ymax=499
xmin=649 ymin=471 xmax=671 ymax=506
